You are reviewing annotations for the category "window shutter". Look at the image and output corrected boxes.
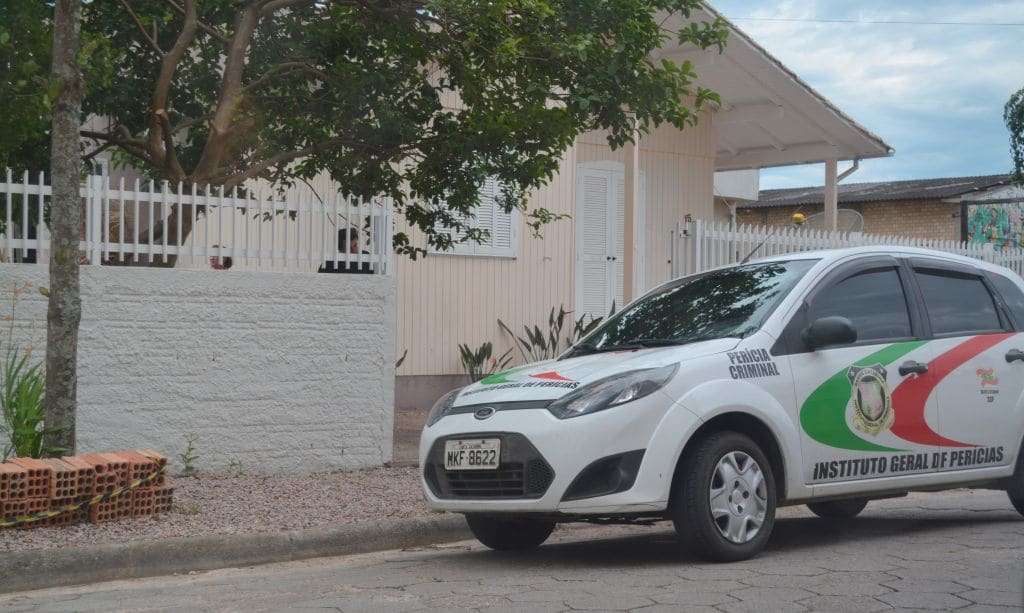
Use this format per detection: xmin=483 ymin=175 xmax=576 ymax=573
xmin=430 ymin=176 xmax=517 ymax=258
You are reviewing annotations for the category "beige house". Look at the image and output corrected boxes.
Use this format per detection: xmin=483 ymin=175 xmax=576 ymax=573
xmin=385 ymin=7 xmax=892 ymax=405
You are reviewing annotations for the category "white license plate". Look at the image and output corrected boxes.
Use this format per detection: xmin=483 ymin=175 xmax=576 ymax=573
xmin=444 ymin=438 xmax=501 ymax=471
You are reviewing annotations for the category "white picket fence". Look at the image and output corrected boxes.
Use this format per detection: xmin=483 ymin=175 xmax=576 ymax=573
xmin=0 ymin=169 xmax=393 ymax=274
xmin=671 ymin=219 xmax=1024 ymax=278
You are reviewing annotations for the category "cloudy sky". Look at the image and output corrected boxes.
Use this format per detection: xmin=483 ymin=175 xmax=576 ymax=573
xmin=710 ymin=0 xmax=1024 ymax=189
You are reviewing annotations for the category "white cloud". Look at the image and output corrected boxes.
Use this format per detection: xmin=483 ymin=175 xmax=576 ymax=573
xmin=713 ymin=0 xmax=1024 ymax=185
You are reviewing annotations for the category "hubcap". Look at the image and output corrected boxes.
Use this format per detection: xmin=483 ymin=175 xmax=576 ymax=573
xmin=709 ymin=451 xmax=768 ymax=544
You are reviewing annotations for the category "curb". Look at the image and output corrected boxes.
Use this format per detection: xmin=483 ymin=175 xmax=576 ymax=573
xmin=0 ymin=514 xmax=471 ymax=595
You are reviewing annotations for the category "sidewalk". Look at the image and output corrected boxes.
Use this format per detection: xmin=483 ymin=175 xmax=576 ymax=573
xmin=0 ymin=465 xmax=469 ymax=594
xmin=1 ymin=465 xmax=431 ymax=553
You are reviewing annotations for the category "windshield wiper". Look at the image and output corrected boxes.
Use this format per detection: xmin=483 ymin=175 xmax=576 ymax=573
xmin=570 ymin=339 xmax=688 ymax=356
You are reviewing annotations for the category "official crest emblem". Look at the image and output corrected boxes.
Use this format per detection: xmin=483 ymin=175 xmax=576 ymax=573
xmin=847 ymin=364 xmax=893 ymax=436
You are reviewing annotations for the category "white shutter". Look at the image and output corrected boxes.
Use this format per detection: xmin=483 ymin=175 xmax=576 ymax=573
xmin=430 ymin=176 xmax=518 ymax=258
xmin=575 ymin=169 xmax=612 ymax=320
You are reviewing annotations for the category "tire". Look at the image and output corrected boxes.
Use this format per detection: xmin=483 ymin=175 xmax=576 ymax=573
xmin=464 ymin=514 xmax=556 ymax=551
xmin=807 ymin=498 xmax=869 ymax=518
xmin=670 ymin=431 xmax=777 ymax=562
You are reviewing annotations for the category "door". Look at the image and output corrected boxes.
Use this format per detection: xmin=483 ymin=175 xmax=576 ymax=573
xmin=908 ymin=263 xmax=1022 ymax=471
xmin=575 ymin=164 xmax=644 ymax=320
xmin=783 ymin=258 xmax=940 ymax=486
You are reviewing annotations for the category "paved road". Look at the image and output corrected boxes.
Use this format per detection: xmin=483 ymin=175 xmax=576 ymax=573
xmin=3 ymin=490 xmax=1023 ymax=612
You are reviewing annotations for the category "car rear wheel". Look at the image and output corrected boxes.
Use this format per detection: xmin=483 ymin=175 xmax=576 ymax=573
xmin=807 ymin=498 xmax=869 ymax=518
xmin=464 ymin=514 xmax=556 ymax=551
xmin=670 ymin=431 xmax=777 ymax=562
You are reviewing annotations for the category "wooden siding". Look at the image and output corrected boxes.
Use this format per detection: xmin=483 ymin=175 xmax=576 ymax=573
xmin=397 ymin=117 xmax=718 ymax=376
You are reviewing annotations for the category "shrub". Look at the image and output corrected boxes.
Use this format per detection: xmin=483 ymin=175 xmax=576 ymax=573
xmin=498 ymin=305 xmax=607 ymax=363
xmin=458 ymin=342 xmax=513 ymax=382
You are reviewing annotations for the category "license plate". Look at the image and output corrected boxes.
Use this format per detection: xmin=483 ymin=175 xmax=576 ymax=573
xmin=444 ymin=438 xmax=500 ymax=471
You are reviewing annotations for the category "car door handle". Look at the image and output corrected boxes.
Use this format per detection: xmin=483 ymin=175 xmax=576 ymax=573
xmin=898 ymin=360 xmax=929 ymax=377
xmin=1007 ymin=349 xmax=1024 ymax=363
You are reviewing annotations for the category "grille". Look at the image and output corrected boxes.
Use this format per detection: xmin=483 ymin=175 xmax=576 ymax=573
xmin=425 ymin=433 xmax=555 ymax=500
xmin=446 ymin=463 xmax=525 ymax=498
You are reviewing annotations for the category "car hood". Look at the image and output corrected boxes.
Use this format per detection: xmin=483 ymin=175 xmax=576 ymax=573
xmin=452 ymin=337 xmax=741 ymax=406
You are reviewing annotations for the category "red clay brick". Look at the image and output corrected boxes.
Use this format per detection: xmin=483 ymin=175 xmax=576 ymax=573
xmin=38 ymin=458 xmax=78 ymax=499
xmin=136 ymin=449 xmax=168 ymax=469
xmin=75 ymin=453 xmax=122 ymax=496
xmin=0 ymin=464 xmax=29 ymax=502
xmin=117 ymin=450 xmax=164 ymax=487
xmin=43 ymin=496 xmax=88 ymax=528
xmin=61 ymin=456 xmax=96 ymax=496
xmin=131 ymin=488 xmax=156 ymax=517
xmin=89 ymin=493 xmax=132 ymax=524
xmin=152 ymin=486 xmax=174 ymax=515
xmin=10 ymin=457 xmax=54 ymax=499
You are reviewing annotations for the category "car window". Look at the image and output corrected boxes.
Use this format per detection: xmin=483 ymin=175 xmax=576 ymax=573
xmin=915 ymin=270 xmax=1001 ymax=335
xmin=809 ymin=268 xmax=913 ymax=344
xmin=570 ymin=259 xmax=818 ymax=354
xmin=991 ymin=274 xmax=1024 ymax=330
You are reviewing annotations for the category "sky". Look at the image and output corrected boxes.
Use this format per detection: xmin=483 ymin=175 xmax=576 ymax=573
xmin=710 ymin=0 xmax=1024 ymax=190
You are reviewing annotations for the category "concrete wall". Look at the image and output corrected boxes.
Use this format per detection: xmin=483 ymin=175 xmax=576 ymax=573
xmin=0 ymin=265 xmax=395 ymax=474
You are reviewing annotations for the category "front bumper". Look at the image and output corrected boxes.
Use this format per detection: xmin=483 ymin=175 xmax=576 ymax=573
xmin=419 ymin=392 xmax=690 ymax=515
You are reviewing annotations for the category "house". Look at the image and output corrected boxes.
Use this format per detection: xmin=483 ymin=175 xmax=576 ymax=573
xmin=390 ymin=5 xmax=893 ymax=407
xmin=737 ymin=174 xmax=1024 ymax=247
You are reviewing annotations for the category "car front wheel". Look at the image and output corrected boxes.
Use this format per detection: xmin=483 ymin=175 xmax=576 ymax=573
xmin=807 ymin=498 xmax=869 ymax=518
xmin=464 ymin=514 xmax=556 ymax=551
xmin=671 ymin=431 xmax=777 ymax=562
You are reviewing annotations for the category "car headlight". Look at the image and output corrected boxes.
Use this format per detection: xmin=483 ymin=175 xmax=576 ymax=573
xmin=426 ymin=387 xmax=462 ymax=427
xmin=547 ymin=364 xmax=678 ymax=419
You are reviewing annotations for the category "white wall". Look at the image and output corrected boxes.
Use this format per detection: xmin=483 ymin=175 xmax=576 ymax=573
xmin=0 ymin=265 xmax=396 ymax=474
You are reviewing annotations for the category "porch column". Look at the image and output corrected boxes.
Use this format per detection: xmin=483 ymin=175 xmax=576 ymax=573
xmin=623 ymin=118 xmax=640 ymax=303
xmin=824 ymin=159 xmax=838 ymax=231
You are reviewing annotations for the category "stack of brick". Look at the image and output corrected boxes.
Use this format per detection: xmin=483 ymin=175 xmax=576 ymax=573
xmin=0 ymin=450 xmax=173 ymax=529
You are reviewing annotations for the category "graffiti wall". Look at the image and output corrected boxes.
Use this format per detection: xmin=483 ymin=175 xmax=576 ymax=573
xmin=965 ymin=202 xmax=1024 ymax=251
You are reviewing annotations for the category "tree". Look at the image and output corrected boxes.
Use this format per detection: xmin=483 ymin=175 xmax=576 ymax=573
xmin=1007 ymin=87 xmax=1024 ymax=184
xmin=43 ymin=0 xmax=84 ymax=455
xmin=0 ymin=0 xmax=54 ymax=174
xmin=76 ymin=0 xmax=725 ymax=260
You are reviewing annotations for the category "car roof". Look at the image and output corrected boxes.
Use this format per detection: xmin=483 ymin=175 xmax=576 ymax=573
xmin=752 ymin=245 xmax=1013 ymax=275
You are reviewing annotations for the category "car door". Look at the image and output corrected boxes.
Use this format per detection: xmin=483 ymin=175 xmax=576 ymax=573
xmin=778 ymin=256 xmax=938 ymax=487
xmin=907 ymin=260 xmax=1022 ymax=472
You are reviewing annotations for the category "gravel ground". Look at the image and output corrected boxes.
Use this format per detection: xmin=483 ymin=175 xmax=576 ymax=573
xmin=0 ymin=465 xmax=432 ymax=553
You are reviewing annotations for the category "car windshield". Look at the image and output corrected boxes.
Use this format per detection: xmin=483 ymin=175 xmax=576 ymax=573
xmin=568 ymin=259 xmax=818 ymax=356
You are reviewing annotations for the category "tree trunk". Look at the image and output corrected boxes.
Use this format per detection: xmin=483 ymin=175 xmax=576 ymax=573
xmin=43 ymin=0 xmax=83 ymax=456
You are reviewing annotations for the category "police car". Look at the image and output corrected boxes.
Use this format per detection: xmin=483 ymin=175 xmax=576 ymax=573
xmin=420 ymin=247 xmax=1024 ymax=561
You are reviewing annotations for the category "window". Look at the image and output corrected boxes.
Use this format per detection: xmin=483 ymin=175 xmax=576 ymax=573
xmin=810 ymin=268 xmax=913 ymax=344
xmin=570 ymin=259 xmax=817 ymax=354
xmin=991 ymin=274 xmax=1024 ymax=329
xmin=915 ymin=270 xmax=1002 ymax=336
xmin=430 ymin=177 xmax=518 ymax=258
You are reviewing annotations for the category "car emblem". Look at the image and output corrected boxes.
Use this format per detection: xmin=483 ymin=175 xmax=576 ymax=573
xmin=474 ymin=407 xmax=496 ymax=420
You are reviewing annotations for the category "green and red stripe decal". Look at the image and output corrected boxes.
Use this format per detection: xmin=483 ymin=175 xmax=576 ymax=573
xmin=799 ymin=334 xmax=1015 ymax=451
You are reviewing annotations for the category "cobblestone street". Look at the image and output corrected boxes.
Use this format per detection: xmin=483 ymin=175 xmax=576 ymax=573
xmin=3 ymin=490 xmax=1023 ymax=612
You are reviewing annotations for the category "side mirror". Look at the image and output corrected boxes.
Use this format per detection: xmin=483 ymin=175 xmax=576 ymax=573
xmin=802 ymin=316 xmax=857 ymax=350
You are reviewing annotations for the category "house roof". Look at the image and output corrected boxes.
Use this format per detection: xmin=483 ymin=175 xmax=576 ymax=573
xmin=657 ymin=6 xmax=894 ymax=170
xmin=742 ymin=174 xmax=1013 ymax=209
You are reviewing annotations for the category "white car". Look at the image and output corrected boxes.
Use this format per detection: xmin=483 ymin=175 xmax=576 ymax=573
xmin=420 ymin=246 xmax=1024 ymax=561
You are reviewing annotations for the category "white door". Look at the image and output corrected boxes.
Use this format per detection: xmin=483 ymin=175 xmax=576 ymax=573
xmin=575 ymin=164 xmax=644 ymax=321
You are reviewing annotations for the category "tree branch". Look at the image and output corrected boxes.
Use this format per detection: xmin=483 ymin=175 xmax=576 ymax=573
xmin=147 ymin=0 xmax=198 ymax=162
xmin=80 ymin=129 xmax=153 ymax=164
xmin=192 ymin=3 xmax=262 ymax=179
xmin=118 ymin=0 xmax=164 ymax=55
xmin=241 ymin=61 xmax=329 ymax=94
xmin=163 ymin=0 xmax=230 ymax=44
